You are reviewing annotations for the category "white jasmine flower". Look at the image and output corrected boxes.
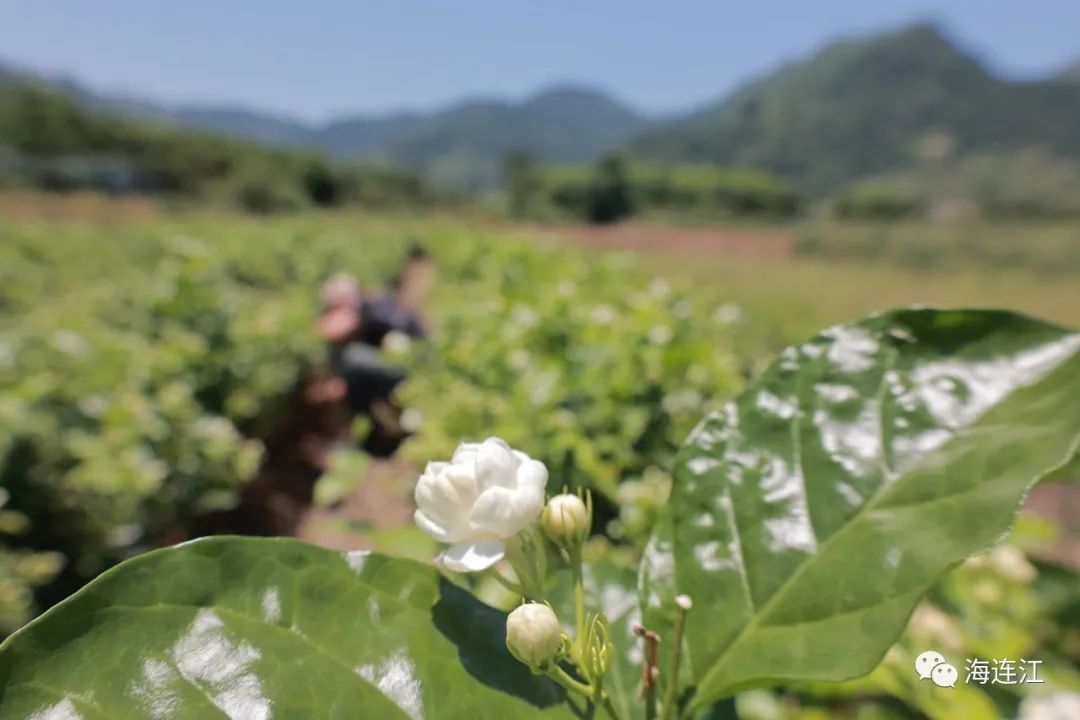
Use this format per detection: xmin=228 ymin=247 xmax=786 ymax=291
xmin=51 ymin=330 xmax=89 ymax=357
xmin=511 ymin=305 xmax=539 ymax=328
xmin=399 ymin=407 xmax=423 ymax=433
xmin=672 ymin=299 xmax=693 ymax=318
xmin=507 ymin=348 xmax=531 ymax=371
xmin=382 ymin=330 xmax=412 ymax=355
xmin=989 ymin=546 xmax=1036 ymax=583
xmin=414 ymin=437 xmax=547 ymax=572
xmin=714 ymin=302 xmax=743 ymax=325
xmin=77 ymin=395 xmax=109 ymax=418
xmin=648 ymin=325 xmax=673 ymax=345
xmin=590 ymin=304 xmax=616 ymax=325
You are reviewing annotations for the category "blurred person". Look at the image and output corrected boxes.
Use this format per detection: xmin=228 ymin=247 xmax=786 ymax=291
xmin=311 ymin=244 xmax=435 ymax=456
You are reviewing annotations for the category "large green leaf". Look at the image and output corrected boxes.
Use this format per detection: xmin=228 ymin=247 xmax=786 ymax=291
xmin=0 ymin=537 xmax=583 ymax=719
xmin=662 ymin=309 xmax=1080 ymax=708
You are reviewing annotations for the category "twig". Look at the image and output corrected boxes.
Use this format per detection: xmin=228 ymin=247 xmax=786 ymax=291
xmin=633 ymin=624 xmax=661 ymax=720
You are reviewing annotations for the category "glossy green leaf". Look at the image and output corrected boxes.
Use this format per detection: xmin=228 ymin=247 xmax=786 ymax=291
xmin=664 ymin=309 xmax=1080 ymax=708
xmin=0 ymin=537 xmax=584 ymax=719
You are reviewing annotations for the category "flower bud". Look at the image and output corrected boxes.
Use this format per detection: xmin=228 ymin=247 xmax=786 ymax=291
xmin=542 ymin=492 xmax=590 ymax=548
xmin=581 ymin=613 xmax=615 ymax=684
xmin=506 ymin=603 xmax=563 ymax=671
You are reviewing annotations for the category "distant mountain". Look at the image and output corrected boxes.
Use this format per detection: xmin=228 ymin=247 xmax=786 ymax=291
xmin=329 ymin=88 xmax=650 ymax=190
xmin=0 ymin=61 xmax=315 ymax=147
xmin=627 ymin=23 xmax=1080 ymax=192
xmin=168 ymin=107 xmax=312 ymax=147
xmin=6 ymin=22 xmax=1080 ymax=195
xmin=0 ymin=61 xmax=650 ymax=190
xmin=1059 ymin=59 xmax=1080 ymax=84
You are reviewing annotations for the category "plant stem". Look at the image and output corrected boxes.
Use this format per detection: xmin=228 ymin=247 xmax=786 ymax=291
xmin=634 ymin=624 xmax=661 ymax=720
xmin=600 ymin=694 xmax=623 ymax=720
xmin=659 ymin=598 xmax=691 ymax=720
xmin=488 ymin=568 xmax=524 ymax=598
xmin=546 ymin=664 xmax=593 ymax=697
xmin=545 ymin=666 xmax=626 ymax=720
xmin=644 ymin=689 xmax=657 ymax=720
xmin=570 ymin=547 xmax=586 ymax=658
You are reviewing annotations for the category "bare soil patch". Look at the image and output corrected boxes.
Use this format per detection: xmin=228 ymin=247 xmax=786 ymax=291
xmin=545 ymin=221 xmax=796 ymax=259
xmin=298 ymin=458 xmax=417 ymax=552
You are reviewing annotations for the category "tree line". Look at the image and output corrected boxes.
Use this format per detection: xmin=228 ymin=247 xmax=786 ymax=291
xmin=0 ymin=79 xmax=438 ymax=212
xmin=505 ymin=153 xmax=801 ymax=224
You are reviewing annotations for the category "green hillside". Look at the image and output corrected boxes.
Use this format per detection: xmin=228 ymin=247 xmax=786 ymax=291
xmin=628 ymin=23 xmax=1080 ymax=193
xmin=0 ymin=62 xmax=651 ymax=192
xmin=0 ymin=75 xmax=433 ymax=211
xmin=356 ymin=87 xmax=649 ymax=191
xmin=6 ymin=23 xmax=1080 ymax=199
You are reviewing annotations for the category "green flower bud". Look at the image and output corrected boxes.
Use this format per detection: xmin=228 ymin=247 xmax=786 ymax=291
xmin=506 ymin=603 xmax=564 ymax=671
xmin=581 ymin=613 xmax=615 ymax=683
xmin=542 ymin=492 xmax=590 ymax=548
xmin=505 ymin=526 xmax=548 ymax=601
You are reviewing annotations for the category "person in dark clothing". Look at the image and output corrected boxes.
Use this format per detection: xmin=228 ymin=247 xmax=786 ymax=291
xmin=314 ymin=244 xmax=435 ymax=456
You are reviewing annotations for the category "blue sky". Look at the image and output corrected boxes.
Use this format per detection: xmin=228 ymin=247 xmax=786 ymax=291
xmin=3 ymin=1 xmax=1079 ymax=122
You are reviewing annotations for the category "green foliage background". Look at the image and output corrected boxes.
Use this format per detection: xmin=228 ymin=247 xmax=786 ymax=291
xmin=1 ymin=210 xmax=1077 ymax=719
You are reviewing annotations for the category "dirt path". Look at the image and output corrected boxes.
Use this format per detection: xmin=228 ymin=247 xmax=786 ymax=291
xmin=297 ymin=458 xmax=417 ymax=551
xmin=543 ymin=221 xmax=796 ymax=258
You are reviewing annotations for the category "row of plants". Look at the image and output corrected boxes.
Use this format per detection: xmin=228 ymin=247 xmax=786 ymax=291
xmin=0 ymin=215 xmax=418 ymax=631
xmin=2 ymin=210 xmax=1078 ymax=717
xmin=833 ymin=149 xmax=1080 ymax=221
xmin=794 ymin=219 xmax=1080 ymax=274
xmin=394 ymin=236 xmax=745 ymax=547
xmin=0 ymin=212 xmax=746 ymax=633
xmin=505 ymin=155 xmax=800 ymax=224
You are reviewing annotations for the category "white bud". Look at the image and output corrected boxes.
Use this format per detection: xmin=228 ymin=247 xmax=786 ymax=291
xmin=506 ymin=603 xmax=563 ymax=669
xmin=542 ymin=493 xmax=590 ymax=544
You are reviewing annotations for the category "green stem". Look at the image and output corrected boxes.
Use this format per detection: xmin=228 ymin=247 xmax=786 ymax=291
xmin=546 ymin=664 xmax=593 ymax=698
xmin=659 ymin=602 xmax=690 ymax=720
xmin=600 ymin=694 xmax=623 ymax=720
xmin=545 ymin=666 xmax=626 ymax=720
xmin=644 ymin=687 xmax=657 ymax=720
xmin=570 ymin=547 xmax=586 ymax=658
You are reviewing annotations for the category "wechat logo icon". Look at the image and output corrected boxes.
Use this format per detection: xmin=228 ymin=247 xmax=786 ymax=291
xmin=915 ymin=650 xmax=957 ymax=688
